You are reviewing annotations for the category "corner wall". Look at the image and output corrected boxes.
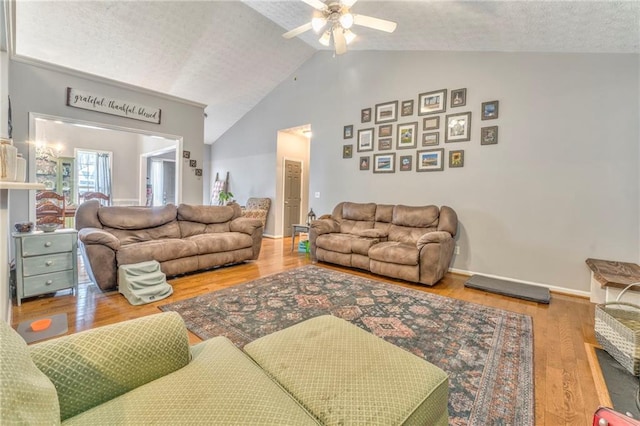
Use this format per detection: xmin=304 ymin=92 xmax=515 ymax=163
xmin=212 ymin=50 xmax=640 ymax=293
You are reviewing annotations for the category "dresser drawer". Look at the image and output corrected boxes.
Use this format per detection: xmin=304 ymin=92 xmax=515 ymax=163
xmin=22 ymin=252 xmax=73 ymax=277
xmin=23 ymin=270 xmax=75 ymax=297
xmin=22 ymin=234 xmax=74 ymax=257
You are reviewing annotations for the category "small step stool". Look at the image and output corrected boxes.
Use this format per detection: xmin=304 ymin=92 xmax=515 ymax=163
xmin=118 ymin=260 xmax=173 ymax=305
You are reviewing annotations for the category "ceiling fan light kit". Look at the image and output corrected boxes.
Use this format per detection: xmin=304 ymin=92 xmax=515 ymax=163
xmin=283 ymin=0 xmax=397 ymax=55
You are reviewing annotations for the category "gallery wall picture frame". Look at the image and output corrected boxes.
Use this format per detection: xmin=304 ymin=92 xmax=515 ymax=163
xmin=481 ymin=100 xmax=499 ymax=120
xmin=399 ymin=155 xmax=412 ymax=171
xmin=401 ymin=100 xmax=414 ymax=116
xmin=449 ymin=150 xmax=465 ymax=168
xmin=343 ymin=144 xmax=353 ymax=158
xmin=451 ymin=88 xmax=467 ymax=108
xmin=195 ymin=168 xmax=203 ymax=176
xmin=373 ymin=153 xmax=396 ymax=174
xmin=422 ymin=132 xmax=439 ymax=146
xmin=445 ymin=112 xmax=472 ymax=143
xmin=378 ymin=138 xmax=393 ymax=151
xmin=423 ymin=116 xmax=440 ymax=131
xmin=481 ymin=126 xmax=499 ymax=145
xmin=182 ymin=150 xmax=191 ymax=159
xmin=396 ymin=122 xmax=418 ymax=150
xmin=343 ymin=125 xmax=354 ymax=139
xmin=416 ymin=149 xmax=444 ymax=172
xmin=375 ymin=101 xmax=399 ymax=124
xmin=357 ymin=128 xmax=374 ymax=152
xmin=378 ymin=124 xmax=392 ymax=138
xmin=361 ymin=108 xmax=372 ymax=123
xmin=418 ymin=89 xmax=447 ymax=115
xmin=359 ymin=156 xmax=370 ymax=171
xmin=189 ymin=159 xmax=197 ymax=167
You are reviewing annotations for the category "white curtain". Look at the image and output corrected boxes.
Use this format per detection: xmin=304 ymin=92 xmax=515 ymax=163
xmin=150 ymin=159 xmax=164 ymax=206
xmin=96 ymin=153 xmax=112 ymax=197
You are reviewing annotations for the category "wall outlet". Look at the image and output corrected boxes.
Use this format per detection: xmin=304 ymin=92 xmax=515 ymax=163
xmin=314 ymin=192 xmax=320 ymax=198
xmin=454 ymin=245 xmax=460 ymax=255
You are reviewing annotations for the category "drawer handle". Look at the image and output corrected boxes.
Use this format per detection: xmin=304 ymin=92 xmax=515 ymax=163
xmin=44 ymin=242 xmax=52 ymax=248
xmin=45 ymin=280 xmax=53 ymax=286
xmin=45 ymin=260 xmax=53 ymax=266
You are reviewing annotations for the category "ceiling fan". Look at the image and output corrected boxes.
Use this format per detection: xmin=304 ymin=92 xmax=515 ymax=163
xmin=282 ymin=0 xmax=397 ymax=55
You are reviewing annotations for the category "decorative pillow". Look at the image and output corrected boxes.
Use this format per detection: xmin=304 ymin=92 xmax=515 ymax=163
xmin=0 ymin=320 xmax=60 ymax=424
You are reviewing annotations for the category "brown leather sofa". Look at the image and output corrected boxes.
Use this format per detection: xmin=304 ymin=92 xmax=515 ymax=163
xmin=310 ymin=202 xmax=457 ymax=286
xmin=75 ymin=200 xmax=263 ymax=291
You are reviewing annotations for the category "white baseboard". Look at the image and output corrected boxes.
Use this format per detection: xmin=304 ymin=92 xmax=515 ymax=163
xmin=448 ymin=267 xmax=591 ymax=298
xmin=262 ymin=233 xmax=281 ymax=239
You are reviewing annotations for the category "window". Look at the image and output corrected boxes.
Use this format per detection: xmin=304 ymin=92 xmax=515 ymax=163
xmin=76 ymin=149 xmax=112 ymax=198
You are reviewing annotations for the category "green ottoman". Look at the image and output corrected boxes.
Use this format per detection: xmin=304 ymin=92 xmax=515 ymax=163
xmin=244 ymin=315 xmax=449 ymax=426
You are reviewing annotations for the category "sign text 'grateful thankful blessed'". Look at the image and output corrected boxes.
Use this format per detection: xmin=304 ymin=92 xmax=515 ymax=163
xmin=66 ymin=88 xmax=162 ymax=124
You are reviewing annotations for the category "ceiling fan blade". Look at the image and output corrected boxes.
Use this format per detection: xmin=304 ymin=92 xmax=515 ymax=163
xmin=341 ymin=0 xmax=358 ymax=7
xmin=353 ymin=14 xmax=397 ymax=33
xmin=302 ymin=0 xmax=328 ymax=11
xmin=333 ymin=27 xmax=347 ymax=55
xmin=283 ymin=22 xmax=313 ymax=39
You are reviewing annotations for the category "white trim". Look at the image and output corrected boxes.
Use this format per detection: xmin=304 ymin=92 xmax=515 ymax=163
xmin=263 ymin=233 xmax=282 ymax=239
xmin=448 ymin=267 xmax=591 ymax=298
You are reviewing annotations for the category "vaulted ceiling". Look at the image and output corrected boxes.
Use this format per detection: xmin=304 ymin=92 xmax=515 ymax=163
xmin=8 ymin=1 xmax=640 ymax=144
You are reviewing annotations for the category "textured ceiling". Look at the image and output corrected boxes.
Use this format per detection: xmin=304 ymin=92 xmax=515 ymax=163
xmin=11 ymin=1 xmax=640 ymax=144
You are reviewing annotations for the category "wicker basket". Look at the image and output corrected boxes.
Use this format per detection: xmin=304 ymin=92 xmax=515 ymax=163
xmin=595 ymin=283 xmax=640 ymax=376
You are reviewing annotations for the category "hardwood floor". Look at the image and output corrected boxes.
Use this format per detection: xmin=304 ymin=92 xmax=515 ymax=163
xmin=11 ymin=237 xmax=600 ymax=425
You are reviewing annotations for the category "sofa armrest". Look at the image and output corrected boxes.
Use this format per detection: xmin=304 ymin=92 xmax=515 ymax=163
xmin=416 ymin=231 xmax=453 ymax=248
xmin=230 ymin=217 xmax=263 ymax=260
xmin=310 ymin=218 xmax=340 ymax=235
xmin=29 ymin=312 xmax=190 ymax=422
xmin=230 ymin=217 xmax=263 ymax=235
xmin=309 ymin=219 xmax=340 ymax=261
xmin=78 ymin=227 xmax=120 ymax=251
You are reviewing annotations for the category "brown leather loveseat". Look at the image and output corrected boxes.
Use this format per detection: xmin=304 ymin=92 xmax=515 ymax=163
xmin=309 ymin=202 xmax=457 ymax=286
xmin=75 ymin=200 xmax=263 ymax=291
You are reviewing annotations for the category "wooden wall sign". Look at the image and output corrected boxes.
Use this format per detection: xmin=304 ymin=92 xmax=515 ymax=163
xmin=66 ymin=87 xmax=161 ymax=124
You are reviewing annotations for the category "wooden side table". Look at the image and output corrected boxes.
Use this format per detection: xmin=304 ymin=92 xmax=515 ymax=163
xmin=291 ymin=224 xmax=310 ymax=252
xmin=13 ymin=228 xmax=78 ymax=306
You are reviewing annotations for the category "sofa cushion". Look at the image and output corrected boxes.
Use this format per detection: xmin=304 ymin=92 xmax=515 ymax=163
xmin=117 ymin=238 xmax=198 ymax=265
xmin=392 ymin=205 xmax=439 ymax=228
xmin=187 ymin=232 xmax=253 ymax=255
xmin=244 ymin=315 xmax=449 ymax=426
xmin=316 ymin=234 xmax=356 ymax=254
xmin=30 ymin=312 xmax=190 ymax=421
xmin=177 ymin=204 xmax=237 ymax=224
xmin=62 ymin=337 xmax=319 ymax=425
xmin=108 ymin=221 xmax=182 ymax=245
xmin=342 ymin=202 xmax=377 ymax=221
xmin=368 ymin=241 xmax=420 ymax=266
xmin=375 ymin=204 xmax=394 ymax=223
xmin=0 ymin=320 xmax=60 ymax=425
xmin=98 ymin=204 xmax=177 ymax=230
xmin=388 ymin=225 xmax=436 ymax=245
xmin=351 ymin=236 xmax=381 ymax=256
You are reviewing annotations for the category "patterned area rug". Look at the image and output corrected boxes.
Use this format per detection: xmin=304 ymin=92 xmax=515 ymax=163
xmin=160 ymin=265 xmax=534 ymax=425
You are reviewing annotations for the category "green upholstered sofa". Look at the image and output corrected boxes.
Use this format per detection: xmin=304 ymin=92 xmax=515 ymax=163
xmin=1 ymin=312 xmax=449 ymax=425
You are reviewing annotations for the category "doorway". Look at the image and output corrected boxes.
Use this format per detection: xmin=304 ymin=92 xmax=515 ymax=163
xmin=29 ymin=113 xmax=182 ymax=218
xmin=283 ymin=159 xmax=302 ymax=237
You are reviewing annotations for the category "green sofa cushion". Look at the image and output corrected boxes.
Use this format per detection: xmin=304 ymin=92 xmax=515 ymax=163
xmin=62 ymin=336 xmax=319 ymax=425
xmin=244 ymin=315 xmax=449 ymax=426
xmin=30 ymin=312 xmax=190 ymax=421
xmin=0 ymin=320 xmax=60 ymax=425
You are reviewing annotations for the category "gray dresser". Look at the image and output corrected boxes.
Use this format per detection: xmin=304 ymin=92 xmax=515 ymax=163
xmin=13 ymin=229 xmax=78 ymax=306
